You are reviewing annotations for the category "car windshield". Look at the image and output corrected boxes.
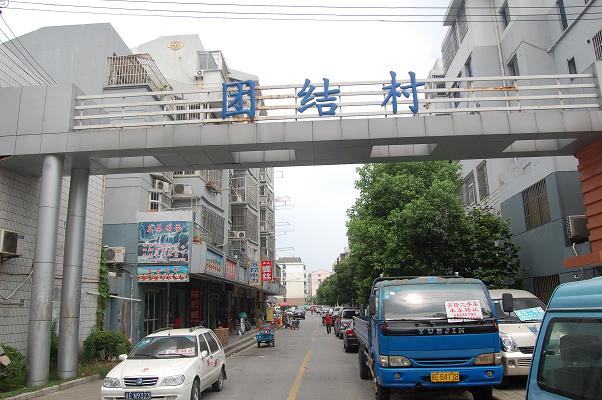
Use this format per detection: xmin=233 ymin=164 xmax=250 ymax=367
xmin=129 ymin=335 xmax=198 ymax=359
xmin=342 ymin=310 xmax=359 ymax=319
xmin=493 ymin=297 xmax=546 ymax=322
xmin=382 ymin=283 xmax=494 ymax=321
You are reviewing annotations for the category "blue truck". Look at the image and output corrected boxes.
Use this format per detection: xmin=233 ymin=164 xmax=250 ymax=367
xmin=354 ymin=276 xmax=503 ymax=400
xmin=526 ymin=276 xmax=602 ymax=400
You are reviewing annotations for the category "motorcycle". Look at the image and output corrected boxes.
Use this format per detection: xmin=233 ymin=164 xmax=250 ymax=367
xmin=291 ymin=318 xmax=300 ymax=330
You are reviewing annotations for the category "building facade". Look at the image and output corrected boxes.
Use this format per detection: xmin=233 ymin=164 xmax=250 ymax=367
xmin=307 ymin=269 xmax=333 ymax=299
xmin=430 ymin=0 xmax=602 ymax=301
xmin=276 ymin=257 xmax=307 ymax=306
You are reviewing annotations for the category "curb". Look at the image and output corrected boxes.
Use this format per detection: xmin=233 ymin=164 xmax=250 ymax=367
xmin=3 ymin=374 xmax=101 ymax=400
xmin=224 ymin=329 xmax=259 ymax=357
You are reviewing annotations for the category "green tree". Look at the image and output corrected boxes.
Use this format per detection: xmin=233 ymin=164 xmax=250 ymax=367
xmin=346 ymin=161 xmax=520 ymax=303
xmin=316 ymin=275 xmax=338 ymax=305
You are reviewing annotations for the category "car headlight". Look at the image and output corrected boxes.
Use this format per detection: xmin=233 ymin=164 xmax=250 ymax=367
xmin=378 ymin=355 xmax=411 ymax=367
xmin=161 ymin=374 xmax=185 ymax=386
xmin=102 ymin=377 xmax=121 ymax=388
xmin=474 ymin=353 xmax=502 ymax=365
xmin=500 ymin=333 xmax=519 ymax=352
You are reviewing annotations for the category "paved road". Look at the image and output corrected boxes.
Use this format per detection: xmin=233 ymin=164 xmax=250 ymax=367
xmin=37 ymin=314 xmax=526 ymax=400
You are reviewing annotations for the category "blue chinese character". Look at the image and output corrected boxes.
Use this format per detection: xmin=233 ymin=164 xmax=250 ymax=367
xmin=221 ymin=80 xmax=256 ymax=119
xmin=381 ymin=71 xmax=425 ymax=114
xmin=297 ymin=78 xmax=340 ymax=116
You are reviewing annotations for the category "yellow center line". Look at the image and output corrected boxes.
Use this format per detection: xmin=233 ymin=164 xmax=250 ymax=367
xmin=287 ymin=322 xmax=318 ymax=400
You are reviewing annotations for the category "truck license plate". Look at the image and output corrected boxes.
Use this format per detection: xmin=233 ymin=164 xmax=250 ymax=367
xmin=125 ymin=392 xmax=151 ymax=400
xmin=430 ymin=372 xmax=460 ymax=383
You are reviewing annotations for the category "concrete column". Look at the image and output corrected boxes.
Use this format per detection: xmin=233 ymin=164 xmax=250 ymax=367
xmin=57 ymin=168 xmax=89 ymax=379
xmin=26 ymin=155 xmax=64 ymax=386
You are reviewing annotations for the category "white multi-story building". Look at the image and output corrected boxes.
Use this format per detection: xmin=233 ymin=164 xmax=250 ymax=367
xmin=429 ymin=0 xmax=602 ymax=301
xmin=277 ymin=257 xmax=307 ymax=306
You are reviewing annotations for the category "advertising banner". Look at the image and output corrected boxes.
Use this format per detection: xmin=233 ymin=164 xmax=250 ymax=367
xmin=190 ymin=289 xmax=201 ymax=326
xmin=205 ymin=249 xmax=224 ymax=277
xmin=249 ymin=262 xmax=260 ymax=286
xmin=137 ymin=265 xmax=189 ymax=282
xmin=138 ymin=221 xmax=190 ymax=264
xmin=444 ymin=300 xmax=483 ymax=323
xmin=261 ymin=260 xmax=273 ymax=281
xmin=225 ymin=259 xmax=238 ymax=281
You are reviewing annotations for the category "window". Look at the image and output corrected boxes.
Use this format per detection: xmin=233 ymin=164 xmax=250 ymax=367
xmin=507 ymin=55 xmax=520 ymax=77
xmin=201 ymin=206 xmax=225 ymax=246
xmin=500 ymin=2 xmax=510 ymax=29
xmin=149 ymin=191 xmax=170 ymax=211
xmin=476 ymin=161 xmax=489 ymax=200
xmin=537 ymin=318 xmax=602 ymax=400
xmin=523 ymin=179 xmax=551 ymax=230
xmin=556 ymin=0 xmax=568 ymax=31
xmin=451 ymin=79 xmax=461 ymax=108
xmin=533 ymin=274 xmax=560 ymax=304
xmin=197 ymin=335 xmax=210 ymax=354
xmin=457 ymin=2 xmax=468 ymax=42
xmin=203 ymin=332 xmax=219 ymax=354
xmin=594 ymin=30 xmax=602 ymax=61
xmin=442 ymin=24 xmax=460 ymax=72
xmin=462 ymin=172 xmax=477 ymax=206
xmin=431 ymin=74 xmax=447 ymax=97
xmin=568 ymin=57 xmax=577 ymax=75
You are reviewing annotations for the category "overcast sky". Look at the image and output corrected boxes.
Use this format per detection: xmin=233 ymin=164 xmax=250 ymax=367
xmin=2 ymin=0 xmax=448 ymax=271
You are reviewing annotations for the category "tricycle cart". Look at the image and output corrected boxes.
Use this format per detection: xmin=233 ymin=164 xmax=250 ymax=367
xmin=256 ymin=323 xmax=275 ymax=347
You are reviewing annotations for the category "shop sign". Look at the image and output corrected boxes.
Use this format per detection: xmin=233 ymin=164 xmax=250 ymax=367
xmin=205 ymin=249 xmax=224 ymax=277
xmin=225 ymin=259 xmax=237 ymax=281
xmin=238 ymin=266 xmax=247 ymax=283
xmin=249 ymin=262 xmax=260 ymax=286
xmin=261 ymin=260 xmax=273 ymax=281
xmin=190 ymin=289 xmax=201 ymax=326
xmin=137 ymin=265 xmax=189 ymax=282
xmin=138 ymin=221 xmax=190 ymax=264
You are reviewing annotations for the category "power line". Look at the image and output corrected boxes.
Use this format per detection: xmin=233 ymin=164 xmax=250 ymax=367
xmin=9 ymin=1 xmax=601 ymax=19
xmin=8 ymin=5 xmax=602 ymax=23
xmin=0 ymin=39 xmax=41 ymax=85
xmin=0 ymin=15 xmax=56 ymax=83
xmin=0 ymin=21 xmax=48 ymax=84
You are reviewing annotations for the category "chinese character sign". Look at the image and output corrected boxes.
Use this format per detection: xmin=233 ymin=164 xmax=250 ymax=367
xmin=190 ymin=289 xmax=201 ymax=326
xmin=261 ymin=260 xmax=273 ymax=281
xmin=225 ymin=259 xmax=238 ymax=281
xmin=297 ymin=78 xmax=340 ymax=116
xmin=514 ymin=307 xmax=545 ymax=322
xmin=205 ymin=249 xmax=224 ymax=277
xmin=444 ymin=300 xmax=483 ymax=323
xmin=137 ymin=265 xmax=189 ymax=282
xmin=138 ymin=221 xmax=190 ymax=264
xmin=249 ymin=262 xmax=260 ymax=286
xmin=221 ymin=80 xmax=256 ymax=119
xmin=381 ymin=71 xmax=425 ymax=114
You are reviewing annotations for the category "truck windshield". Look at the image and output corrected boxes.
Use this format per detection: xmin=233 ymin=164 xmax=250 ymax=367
xmin=493 ymin=298 xmax=546 ymax=322
xmin=382 ymin=283 xmax=493 ymax=321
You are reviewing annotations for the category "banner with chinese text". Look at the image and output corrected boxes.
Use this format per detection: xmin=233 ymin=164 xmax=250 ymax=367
xmin=225 ymin=259 xmax=237 ymax=281
xmin=261 ymin=260 xmax=273 ymax=281
xmin=138 ymin=221 xmax=190 ymax=264
xmin=205 ymin=249 xmax=224 ymax=277
xmin=190 ymin=289 xmax=201 ymax=326
xmin=137 ymin=265 xmax=189 ymax=282
xmin=249 ymin=262 xmax=260 ymax=287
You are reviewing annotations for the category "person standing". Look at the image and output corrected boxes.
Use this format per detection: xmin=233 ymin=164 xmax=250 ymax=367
xmin=325 ymin=313 xmax=333 ymax=334
xmin=238 ymin=310 xmax=248 ymax=335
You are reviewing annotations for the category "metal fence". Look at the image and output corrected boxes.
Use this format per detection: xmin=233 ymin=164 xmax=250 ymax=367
xmin=74 ymin=73 xmax=600 ymax=130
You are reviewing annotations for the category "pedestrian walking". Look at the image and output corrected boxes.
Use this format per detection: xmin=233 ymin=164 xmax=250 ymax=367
xmin=239 ymin=310 xmax=248 ymax=335
xmin=325 ymin=313 xmax=333 ymax=334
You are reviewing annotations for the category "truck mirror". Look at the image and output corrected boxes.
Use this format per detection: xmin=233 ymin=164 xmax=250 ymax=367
xmin=369 ymin=295 xmax=376 ymax=316
xmin=502 ymin=293 xmax=515 ymax=313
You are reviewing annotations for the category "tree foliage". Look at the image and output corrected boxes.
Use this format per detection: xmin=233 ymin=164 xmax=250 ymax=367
xmin=335 ymin=161 xmax=520 ymax=304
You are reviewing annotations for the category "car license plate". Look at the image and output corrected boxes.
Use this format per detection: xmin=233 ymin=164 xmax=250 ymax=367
xmin=125 ymin=392 xmax=151 ymax=400
xmin=430 ymin=372 xmax=460 ymax=383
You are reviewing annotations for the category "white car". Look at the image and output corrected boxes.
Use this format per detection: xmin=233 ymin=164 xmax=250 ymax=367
xmin=101 ymin=328 xmax=227 ymax=400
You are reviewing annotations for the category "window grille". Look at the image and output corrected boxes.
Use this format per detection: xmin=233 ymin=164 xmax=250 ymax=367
xmin=476 ymin=161 xmax=489 ymax=200
xmin=201 ymin=206 xmax=225 ymax=246
xmin=442 ymin=25 xmax=459 ymax=72
xmin=199 ymin=170 xmax=221 ymax=190
xmin=533 ymin=274 xmax=560 ymax=304
xmin=148 ymin=192 xmax=170 ymax=211
xmin=462 ymin=172 xmax=477 ymax=206
xmin=523 ymin=179 xmax=551 ymax=230
xmin=593 ymin=29 xmax=602 ymax=61
xmin=174 ymin=170 xmax=196 ymax=176
xmin=457 ymin=3 xmax=468 ymax=42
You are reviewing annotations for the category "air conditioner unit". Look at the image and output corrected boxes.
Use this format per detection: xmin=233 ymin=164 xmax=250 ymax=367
xmin=228 ymin=231 xmax=238 ymax=239
xmin=237 ymin=231 xmax=246 ymax=239
xmin=0 ymin=229 xmax=18 ymax=256
xmin=173 ymin=183 xmax=193 ymax=197
xmin=104 ymin=246 xmax=126 ymax=263
xmin=230 ymin=194 xmax=243 ymax=203
xmin=195 ymin=70 xmax=204 ymax=80
xmin=566 ymin=215 xmax=589 ymax=243
xmin=154 ymin=180 xmax=170 ymax=194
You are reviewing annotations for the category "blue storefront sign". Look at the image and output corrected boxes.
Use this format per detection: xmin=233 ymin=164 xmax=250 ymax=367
xmin=137 ymin=265 xmax=189 ymax=283
xmin=138 ymin=221 xmax=190 ymax=264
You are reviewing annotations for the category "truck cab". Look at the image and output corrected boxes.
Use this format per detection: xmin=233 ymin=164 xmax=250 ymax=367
xmin=354 ymin=276 xmax=503 ymax=400
xmin=527 ymin=276 xmax=602 ymax=400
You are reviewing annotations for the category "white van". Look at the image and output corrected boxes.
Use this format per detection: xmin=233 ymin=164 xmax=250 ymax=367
xmin=489 ymin=289 xmax=546 ymax=382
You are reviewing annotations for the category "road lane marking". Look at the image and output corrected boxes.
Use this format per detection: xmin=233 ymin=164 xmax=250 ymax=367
xmin=286 ymin=347 xmax=312 ymax=400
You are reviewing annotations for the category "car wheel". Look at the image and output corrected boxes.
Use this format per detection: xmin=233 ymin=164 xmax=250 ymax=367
xmin=359 ymin=348 xmax=371 ymax=379
xmin=344 ymin=340 xmax=351 ymax=353
xmin=375 ymin=383 xmax=390 ymax=400
xmin=212 ymin=368 xmax=225 ymax=392
xmin=190 ymin=378 xmax=201 ymax=400
xmin=257 ymin=342 xmax=260 ymax=348
xmin=272 ymin=339 xmax=275 ymax=347
xmin=470 ymin=386 xmax=493 ymax=400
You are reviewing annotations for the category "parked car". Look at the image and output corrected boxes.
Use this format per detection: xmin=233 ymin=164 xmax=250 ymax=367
xmin=294 ymin=308 xmax=306 ymax=319
xmin=527 ymin=276 xmax=602 ymax=400
xmin=330 ymin=307 xmax=342 ymax=327
xmin=343 ymin=320 xmax=359 ymax=353
xmin=334 ymin=308 xmax=360 ymax=338
xmin=101 ymin=327 xmax=226 ymax=400
xmin=489 ymin=289 xmax=546 ymax=384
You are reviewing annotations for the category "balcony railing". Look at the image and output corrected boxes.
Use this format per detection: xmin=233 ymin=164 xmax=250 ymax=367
xmin=105 ymin=54 xmax=172 ymax=92
xmin=74 ymin=73 xmax=599 ymax=130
